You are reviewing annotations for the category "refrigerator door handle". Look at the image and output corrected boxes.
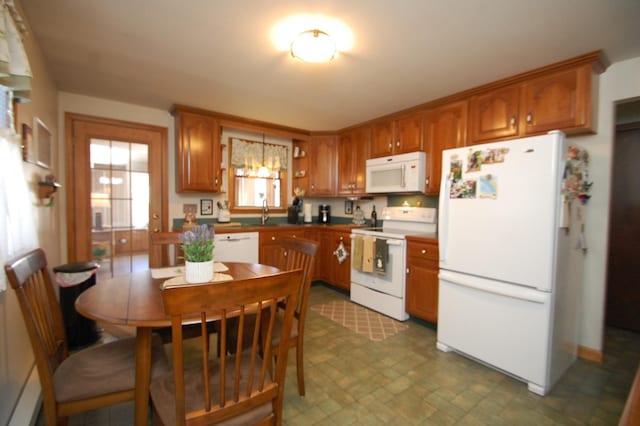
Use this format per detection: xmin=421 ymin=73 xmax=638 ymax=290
xmin=439 ymin=270 xmax=548 ymax=304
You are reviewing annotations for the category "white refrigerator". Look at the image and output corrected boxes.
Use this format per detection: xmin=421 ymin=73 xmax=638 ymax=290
xmin=436 ymin=130 xmax=586 ymax=396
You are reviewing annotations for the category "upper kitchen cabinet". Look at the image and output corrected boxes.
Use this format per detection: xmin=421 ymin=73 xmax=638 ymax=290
xmin=521 ymin=63 xmax=593 ymax=135
xmin=338 ymin=125 xmax=371 ymax=196
xmin=468 ymin=54 xmax=604 ymax=145
xmin=173 ymin=108 xmax=222 ymax=192
xmin=308 ymin=134 xmax=338 ymax=196
xmin=370 ymin=111 xmax=424 ymax=158
xmin=468 ymin=84 xmax=520 ymax=145
xmin=423 ymin=100 xmax=468 ymax=194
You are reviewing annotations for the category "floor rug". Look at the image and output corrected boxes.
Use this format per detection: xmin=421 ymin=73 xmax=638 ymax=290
xmin=310 ymin=300 xmax=409 ymax=342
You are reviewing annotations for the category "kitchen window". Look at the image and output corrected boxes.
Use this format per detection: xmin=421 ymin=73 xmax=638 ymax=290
xmin=228 ymin=137 xmax=288 ymax=213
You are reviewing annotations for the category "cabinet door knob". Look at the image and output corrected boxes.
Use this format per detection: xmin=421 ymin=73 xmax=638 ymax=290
xmin=153 ymin=228 xmax=160 ymax=233
xmin=526 ymin=113 xmax=533 ymax=123
xmin=271 ymin=236 xmax=276 ymax=241
xmin=421 ymin=249 xmax=427 ymax=254
xmin=152 ymin=213 xmax=160 ymax=220
xmin=396 ymin=140 xmax=400 ymax=147
xmin=388 ymin=142 xmax=392 ymax=150
xmin=406 ymin=267 xmax=410 ymax=274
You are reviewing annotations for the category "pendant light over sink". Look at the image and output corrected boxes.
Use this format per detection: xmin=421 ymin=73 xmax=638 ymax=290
xmin=290 ymin=29 xmax=336 ymax=63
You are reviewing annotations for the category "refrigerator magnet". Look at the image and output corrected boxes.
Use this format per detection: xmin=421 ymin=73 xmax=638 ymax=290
xmin=451 ymin=159 xmax=462 ymax=180
xmin=467 ymin=150 xmax=482 ymax=173
xmin=478 ymin=174 xmax=498 ymax=199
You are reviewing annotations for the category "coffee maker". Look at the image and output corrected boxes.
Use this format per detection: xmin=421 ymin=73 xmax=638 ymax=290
xmin=318 ymin=204 xmax=331 ymax=224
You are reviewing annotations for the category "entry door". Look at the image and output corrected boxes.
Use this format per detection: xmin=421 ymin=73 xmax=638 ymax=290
xmin=66 ymin=113 xmax=168 ymax=280
xmin=606 ymin=120 xmax=640 ymax=332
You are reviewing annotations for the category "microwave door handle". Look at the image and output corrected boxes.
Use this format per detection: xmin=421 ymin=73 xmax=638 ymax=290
xmin=401 ymin=164 xmax=406 ymax=188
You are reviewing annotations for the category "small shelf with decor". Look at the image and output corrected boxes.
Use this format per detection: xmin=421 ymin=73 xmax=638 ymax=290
xmin=37 ymin=180 xmax=61 ymax=201
xmin=292 ymin=139 xmax=309 ymax=197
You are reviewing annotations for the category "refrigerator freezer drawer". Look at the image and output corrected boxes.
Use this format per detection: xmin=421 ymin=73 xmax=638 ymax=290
xmin=437 ymin=273 xmax=553 ymax=394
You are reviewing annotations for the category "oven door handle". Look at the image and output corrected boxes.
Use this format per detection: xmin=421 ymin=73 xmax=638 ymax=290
xmin=385 ymin=240 xmax=403 ymax=246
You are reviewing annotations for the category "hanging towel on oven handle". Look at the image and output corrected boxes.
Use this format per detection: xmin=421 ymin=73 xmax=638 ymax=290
xmin=374 ymin=238 xmax=388 ymax=275
xmin=352 ymin=235 xmax=363 ymax=271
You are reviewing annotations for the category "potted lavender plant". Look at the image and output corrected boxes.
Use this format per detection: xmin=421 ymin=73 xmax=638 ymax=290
xmin=179 ymin=224 xmax=215 ymax=283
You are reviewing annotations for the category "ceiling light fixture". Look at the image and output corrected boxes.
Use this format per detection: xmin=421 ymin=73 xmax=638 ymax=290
xmin=290 ymin=29 xmax=336 ymax=63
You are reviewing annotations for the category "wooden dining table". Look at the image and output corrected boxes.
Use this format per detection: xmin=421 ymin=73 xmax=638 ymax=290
xmin=75 ymin=262 xmax=281 ymax=426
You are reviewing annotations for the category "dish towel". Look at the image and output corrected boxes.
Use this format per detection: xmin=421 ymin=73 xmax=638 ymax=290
xmin=374 ymin=238 xmax=388 ymax=275
xmin=362 ymin=236 xmax=374 ymax=273
xmin=352 ymin=236 xmax=363 ymax=271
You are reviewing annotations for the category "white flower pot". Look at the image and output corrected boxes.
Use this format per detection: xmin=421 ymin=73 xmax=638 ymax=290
xmin=185 ymin=260 xmax=214 ymax=283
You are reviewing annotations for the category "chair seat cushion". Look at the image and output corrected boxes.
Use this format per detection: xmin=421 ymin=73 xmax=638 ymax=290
xmin=150 ymin=350 xmax=274 ymax=425
xmin=53 ymin=335 xmax=169 ymax=403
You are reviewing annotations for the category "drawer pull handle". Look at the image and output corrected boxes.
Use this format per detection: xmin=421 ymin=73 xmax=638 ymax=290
xmin=421 ymin=249 xmax=427 ymax=254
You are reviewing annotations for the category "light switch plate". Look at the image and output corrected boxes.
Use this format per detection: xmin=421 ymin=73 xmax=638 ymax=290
xmin=183 ymin=203 xmax=197 ymax=214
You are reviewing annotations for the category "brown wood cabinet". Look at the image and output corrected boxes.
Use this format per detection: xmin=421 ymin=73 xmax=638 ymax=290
xmin=423 ymin=100 xmax=468 ymax=194
xmin=292 ymin=139 xmax=310 ymax=196
xmin=338 ymin=126 xmax=370 ymax=196
xmin=521 ymin=63 xmax=593 ymax=135
xmin=469 ymin=63 xmax=596 ymax=145
xmin=308 ymin=135 xmax=338 ymax=196
xmin=258 ymin=227 xmax=307 ymax=267
xmin=320 ymin=230 xmax=351 ymax=291
xmin=406 ymin=238 xmax=439 ymax=323
xmin=370 ymin=111 xmax=424 ymax=158
xmin=468 ymin=84 xmax=520 ymax=145
xmin=174 ymin=109 xmax=222 ymax=192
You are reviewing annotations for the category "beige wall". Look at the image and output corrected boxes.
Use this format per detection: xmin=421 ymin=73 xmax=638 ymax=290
xmin=0 ymin=1 xmax=59 ymax=424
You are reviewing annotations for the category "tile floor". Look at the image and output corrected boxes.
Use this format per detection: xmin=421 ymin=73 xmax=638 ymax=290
xmin=38 ymin=283 xmax=640 ymax=425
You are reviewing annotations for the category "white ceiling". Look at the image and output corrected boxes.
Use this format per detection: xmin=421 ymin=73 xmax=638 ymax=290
xmin=19 ymin=0 xmax=640 ymax=131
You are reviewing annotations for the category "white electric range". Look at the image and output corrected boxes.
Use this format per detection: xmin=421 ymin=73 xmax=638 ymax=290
xmin=350 ymin=206 xmax=437 ymax=320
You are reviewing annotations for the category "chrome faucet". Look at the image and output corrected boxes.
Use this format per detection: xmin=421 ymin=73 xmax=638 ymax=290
xmin=261 ymin=198 xmax=270 ymax=225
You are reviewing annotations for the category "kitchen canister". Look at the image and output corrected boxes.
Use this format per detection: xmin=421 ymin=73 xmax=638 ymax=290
xmin=304 ymin=202 xmax=312 ymax=223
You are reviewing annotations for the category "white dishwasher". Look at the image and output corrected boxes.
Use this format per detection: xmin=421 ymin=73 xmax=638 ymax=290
xmin=213 ymin=232 xmax=259 ymax=263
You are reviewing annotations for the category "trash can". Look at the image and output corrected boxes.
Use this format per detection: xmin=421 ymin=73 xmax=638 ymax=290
xmin=54 ymin=262 xmax=100 ymax=349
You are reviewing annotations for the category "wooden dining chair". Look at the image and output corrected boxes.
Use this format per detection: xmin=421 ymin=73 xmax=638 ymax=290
xmin=269 ymin=237 xmax=319 ymax=396
xmin=150 ymin=268 xmax=303 ymax=426
xmin=149 ymin=231 xmax=184 ymax=268
xmin=149 ymin=231 xmax=216 ymax=345
xmin=4 ymin=248 xmax=169 ymax=426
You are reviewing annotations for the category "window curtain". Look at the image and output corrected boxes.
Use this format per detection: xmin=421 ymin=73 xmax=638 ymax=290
xmin=230 ymin=137 xmax=288 ymax=172
xmin=0 ymin=127 xmax=38 ymax=291
xmin=0 ymin=0 xmax=32 ymax=102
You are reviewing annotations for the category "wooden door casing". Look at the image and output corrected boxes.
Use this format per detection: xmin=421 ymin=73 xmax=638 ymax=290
xmin=65 ymin=113 xmax=168 ymax=263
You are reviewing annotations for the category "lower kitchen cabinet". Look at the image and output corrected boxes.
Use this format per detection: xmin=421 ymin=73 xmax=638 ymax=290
xmin=317 ymin=229 xmax=351 ymax=290
xmin=406 ymin=237 xmax=439 ymax=323
xmin=258 ymin=227 xmax=306 ymax=267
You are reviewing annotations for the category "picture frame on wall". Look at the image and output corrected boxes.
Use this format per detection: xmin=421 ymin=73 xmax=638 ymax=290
xmin=344 ymin=199 xmax=354 ymax=215
xmin=21 ymin=123 xmax=37 ymax=164
xmin=200 ymin=199 xmax=213 ymax=215
xmin=34 ymin=117 xmax=52 ymax=169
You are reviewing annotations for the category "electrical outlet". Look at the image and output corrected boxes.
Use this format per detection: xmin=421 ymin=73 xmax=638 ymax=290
xmin=183 ymin=203 xmax=197 ymax=214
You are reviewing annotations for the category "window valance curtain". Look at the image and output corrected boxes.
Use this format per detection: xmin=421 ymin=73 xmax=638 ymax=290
xmin=230 ymin=137 xmax=288 ymax=172
xmin=0 ymin=0 xmax=32 ymax=102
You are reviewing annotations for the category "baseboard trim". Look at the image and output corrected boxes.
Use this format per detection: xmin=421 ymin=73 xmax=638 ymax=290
xmin=9 ymin=365 xmax=41 ymax=426
xmin=578 ymin=344 xmax=604 ymax=363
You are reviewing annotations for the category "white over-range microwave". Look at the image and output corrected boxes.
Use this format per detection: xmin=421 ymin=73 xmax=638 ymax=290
xmin=365 ymin=151 xmax=426 ymax=193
